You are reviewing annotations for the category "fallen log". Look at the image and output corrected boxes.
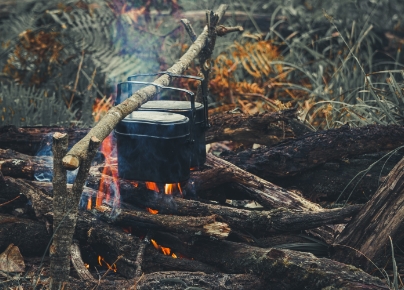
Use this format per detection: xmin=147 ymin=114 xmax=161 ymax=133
xmin=0 ymin=213 xmax=52 ymax=256
xmin=0 ymin=126 xmax=88 ymax=156
xmin=3 ymin=146 xmax=402 ymax=205
xmin=206 ymin=108 xmax=299 ymax=145
xmin=150 ymin=233 xmax=388 ymax=290
xmin=334 ymin=155 xmax=404 ymax=272
xmin=220 ymin=124 xmax=404 ymax=179
xmin=128 ymin=189 xmax=361 ymax=236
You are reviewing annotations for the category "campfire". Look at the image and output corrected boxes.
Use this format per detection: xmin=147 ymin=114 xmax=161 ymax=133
xmin=1 ymin=4 xmax=402 ymax=290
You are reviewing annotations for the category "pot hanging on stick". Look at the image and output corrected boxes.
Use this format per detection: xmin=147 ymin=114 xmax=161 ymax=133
xmin=115 ymin=81 xmax=198 ymax=183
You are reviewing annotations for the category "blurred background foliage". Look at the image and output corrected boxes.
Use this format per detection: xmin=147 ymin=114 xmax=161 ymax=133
xmin=0 ymin=0 xmax=403 ymax=129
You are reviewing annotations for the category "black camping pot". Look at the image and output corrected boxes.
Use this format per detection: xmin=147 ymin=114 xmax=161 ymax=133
xmin=127 ymin=72 xmax=207 ymax=167
xmin=115 ymin=110 xmax=191 ymax=183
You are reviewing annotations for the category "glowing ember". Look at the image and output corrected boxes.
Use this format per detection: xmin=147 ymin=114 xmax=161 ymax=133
xmin=130 ymin=181 xmax=139 ymax=188
xmin=84 ymin=263 xmax=90 ymax=269
xmin=94 ymin=134 xmax=120 ymax=209
xmin=98 ymin=255 xmax=102 ymax=266
xmin=146 ymin=208 xmax=159 ymax=215
xmin=145 ymin=182 xmax=159 ymax=192
xmin=151 ymin=239 xmax=159 ymax=250
xmin=178 ymin=183 xmax=183 ymax=196
xmin=172 ymin=253 xmax=177 ymax=259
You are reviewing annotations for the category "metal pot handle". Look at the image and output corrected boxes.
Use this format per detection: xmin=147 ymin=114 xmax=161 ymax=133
xmin=122 ymin=80 xmax=196 ymax=144
xmin=127 ymin=71 xmax=208 ymax=130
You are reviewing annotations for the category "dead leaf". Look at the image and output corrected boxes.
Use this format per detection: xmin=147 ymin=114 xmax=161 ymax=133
xmin=0 ymin=244 xmax=25 ymax=273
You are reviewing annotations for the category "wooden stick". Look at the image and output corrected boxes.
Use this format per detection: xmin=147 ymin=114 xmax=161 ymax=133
xmin=62 ymin=4 xmax=228 ymax=171
xmin=180 ymin=19 xmax=197 ymax=42
xmin=49 ymin=132 xmax=69 ymax=290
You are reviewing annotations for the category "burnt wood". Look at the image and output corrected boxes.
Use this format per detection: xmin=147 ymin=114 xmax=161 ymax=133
xmin=220 ymin=124 xmax=404 ymax=179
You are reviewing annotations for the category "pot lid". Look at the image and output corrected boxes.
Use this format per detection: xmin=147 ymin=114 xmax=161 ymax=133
xmin=140 ymin=100 xmax=203 ymax=111
xmin=115 ymin=111 xmax=189 ymax=138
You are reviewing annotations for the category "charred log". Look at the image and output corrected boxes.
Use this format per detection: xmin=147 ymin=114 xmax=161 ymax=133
xmin=0 ymin=126 xmax=88 ymax=156
xmin=152 ymin=234 xmax=388 ymax=290
xmin=220 ymin=124 xmax=404 ymax=180
xmin=206 ymin=108 xmax=302 ymax=145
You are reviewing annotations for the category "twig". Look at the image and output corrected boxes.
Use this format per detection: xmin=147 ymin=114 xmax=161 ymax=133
xmin=134 ymin=232 xmax=150 ymax=279
xmin=180 ymin=19 xmax=197 ymax=42
xmin=0 ymin=194 xmax=20 ymax=206
xmin=216 ymin=25 xmax=244 ymax=36
xmin=69 ymin=49 xmax=85 ymax=109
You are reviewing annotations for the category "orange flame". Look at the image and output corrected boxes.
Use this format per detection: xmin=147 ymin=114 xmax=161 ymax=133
xmin=130 ymin=181 xmax=139 ymax=188
xmin=92 ymin=96 xmax=113 ymax=123
xmin=145 ymin=182 xmax=159 ymax=192
xmin=164 ymin=183 xmax=174 ymax=195
xmin=161 ymin=246 xmax=171 ymax=256
xmin=84 ymin=263 xmax=89 ymax=269
xmin=164 ymin=183 xmax=182 ymax=195
xmin=146 ymin=208 xmax=159 ymax=215
xmin=150 ymin=239 xmax=177 ymax=258
xmin=95 ymin=134 xmax=120 ymax=209
xmin=151 ymin=239 xmax=159 ymax=250
xmin=98 ymin=255 xmax=117 ymax=273
xmin=86 ymin=196 xmax=92 ymax=210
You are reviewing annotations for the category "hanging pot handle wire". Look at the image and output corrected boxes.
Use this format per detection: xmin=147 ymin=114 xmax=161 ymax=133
xmin=127 ymin=71 xmax=208 ymax=130
xmin=123 ymin=80 xmax=196 ymax=144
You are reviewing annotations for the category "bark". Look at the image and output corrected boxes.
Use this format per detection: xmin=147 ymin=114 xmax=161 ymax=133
xmin=220 ymin=124 xmax=404 ymax=179
xmin=49 ymin=132 xmax=69 ymax=290
xmin=136 ymin=271 xmax=266 ymax=290
xmin=197 ymin=154 xmax=323 ymax=211
xmin=128 ymin=189 xmax=361 ymax=236
xmin=3 ymin=146 xmax=401 ymax=205
xmin=62 ymin=5 xmax=228 ymax=170
xmin=70 ymin=242 xmax=97 ymax=283
xmin=153 ymin=236 xmax=388 ymax=290
xmin=0 ymin=126 xmax=88 ymax=156
xmin=95 ymin=205 xmax=230 ymax=240
xmin=206 ymin=109 xmax=298 ymax=145
xmin=334 ymin=155 xmax=404 ymax=272
xmin=0 ymin=213 xmax=52 ymax=257
xmin=1 ymin=175 xmax=359 ymax=239
xmin=274 ymin=151 xmax=404 ymax=203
